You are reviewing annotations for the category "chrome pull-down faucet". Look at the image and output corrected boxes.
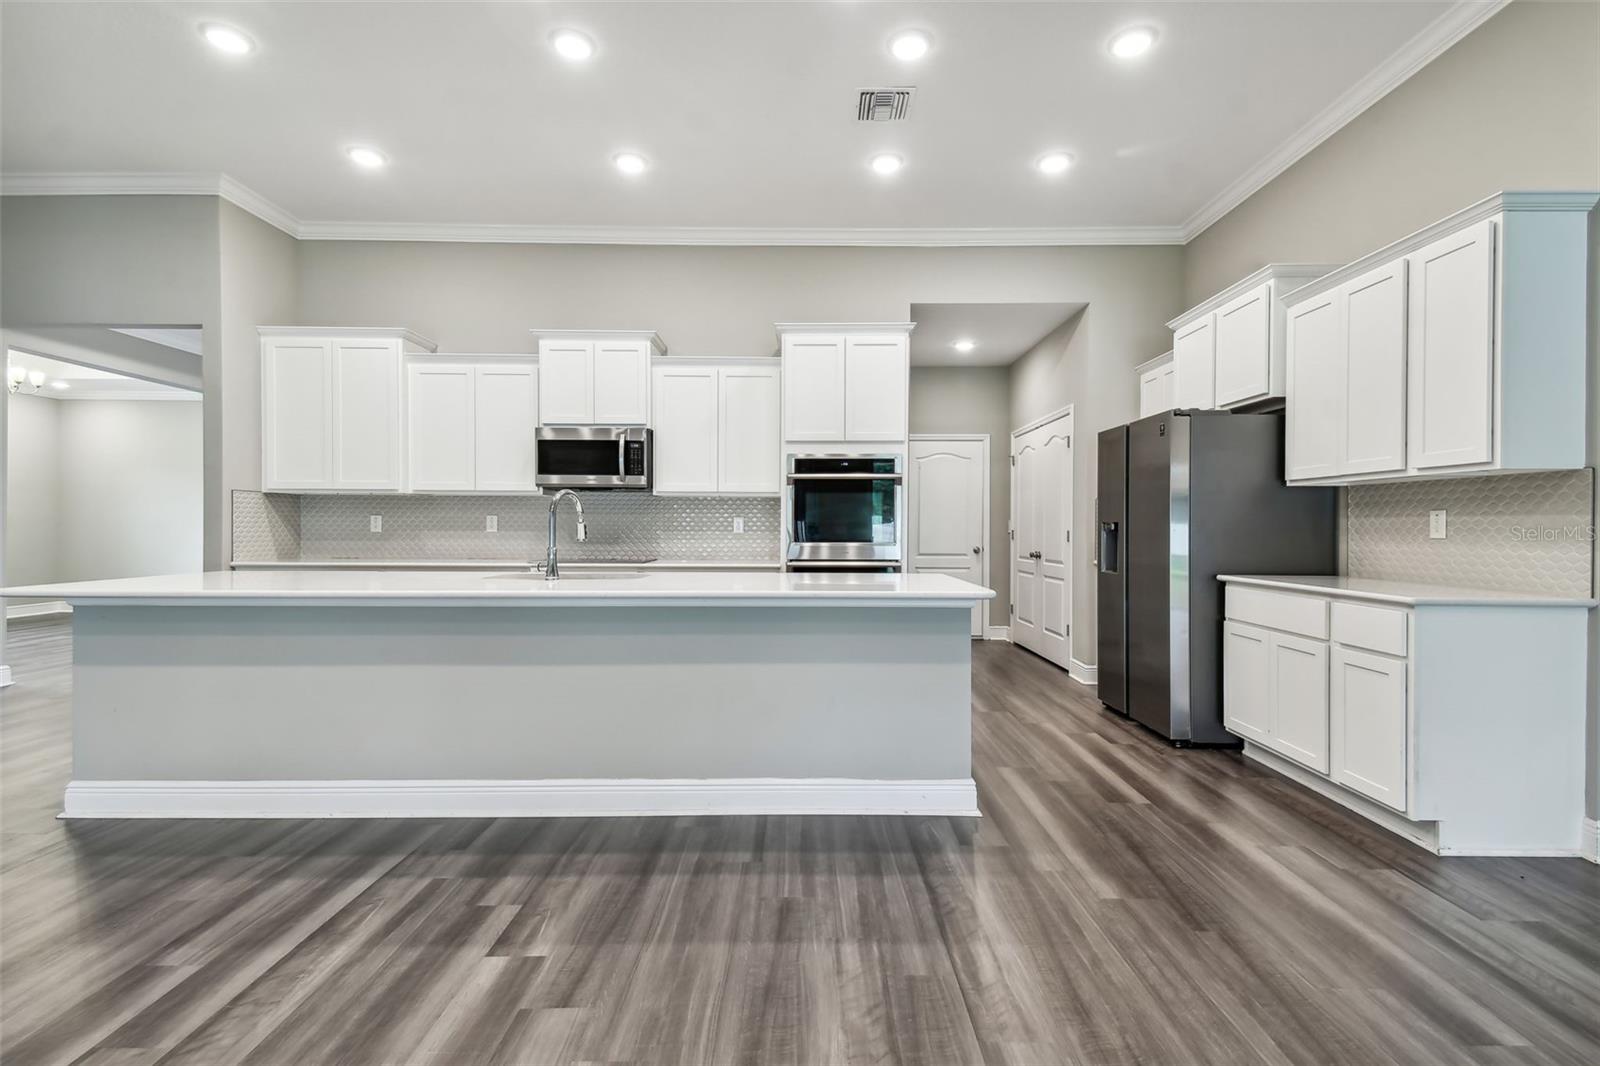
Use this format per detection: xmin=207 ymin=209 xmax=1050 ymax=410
xmin=545 ymin=489 xmax=586 ymax=580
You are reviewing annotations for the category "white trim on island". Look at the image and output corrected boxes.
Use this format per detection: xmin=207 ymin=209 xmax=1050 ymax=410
xmin=63 ymin=777 xmax=981 ymax=820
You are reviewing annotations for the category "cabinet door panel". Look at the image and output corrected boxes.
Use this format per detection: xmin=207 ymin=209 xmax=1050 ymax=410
xmin=262 ymin=338 xmax=334 ymax=490
xmin=782 ymin=335 xmax=845 ymax=440
xmin=1223 ymin=621 xmax=1273 ymax=744
xmin=719 ymin=365 xmax=781 ymax=493
xmin=1269 ymin=632 xmax=1330 ymax=773
xmin=844 ymin=335 xmax=908 ymax=441
xmin=407 ymin=364 xmax=475 ymax=491
xmin=1342 ymin=260 xmax=1408 ymax=474
xmin=1330 ymin=646 xmax=1408 ymax=811
xmin=1409 ymin=219 xmax=1495 ymax=469
xmin=1214 ymin=283 xmax=1272 ymax=407
xmin=1173 ymin=316 xmax=1216 ymax=411
xmin=1285 ymin=294 xmax=1344 ymax=481
xmin=594 ymin=341 xmax=650 ymax=425
xmin=652 ymin=365 xmax=719 ymax=493
xmin=538 ymin=342 xmax=592 ymax=425
xmin=333 ymin=339 xmax=403 ymax=490
xmin=1139 ymin=369 xmax=1164 ymax=417
xmin=474 ymin=364 xmax=539 ymax=492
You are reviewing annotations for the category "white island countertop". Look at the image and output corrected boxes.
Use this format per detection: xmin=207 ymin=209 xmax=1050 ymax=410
xmin=1218 ymin=574 xmax=1598 ymax=608
xmin=1 ymin=569 xmax=995 ymax=608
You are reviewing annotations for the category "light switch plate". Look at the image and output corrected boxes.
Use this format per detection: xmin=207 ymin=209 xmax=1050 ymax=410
xmin=486 ymin=515 xmax=498 ymax=533
xmin=369 ymin=515 xmax=382 ymax=534
xmin=1428 ymin=509 xmax=1447 ymax=539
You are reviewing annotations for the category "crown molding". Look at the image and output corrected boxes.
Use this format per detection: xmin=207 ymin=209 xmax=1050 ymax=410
xmin=0 ymin=171 xmax=301 ymax=237
xmin=1179 ymin=0 xmax=1511 ymax=242
xmin=296 ymin=221 xmax=1186 ymax=246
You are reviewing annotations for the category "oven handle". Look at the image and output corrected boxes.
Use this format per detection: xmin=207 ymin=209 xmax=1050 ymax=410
xmin=786 ymin=472 xmax=904 ymax=482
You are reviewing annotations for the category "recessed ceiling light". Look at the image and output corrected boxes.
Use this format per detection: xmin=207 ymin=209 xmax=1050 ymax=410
xmin=889 ymin=31 xmax=931 ymax=61
xmin=953 ymin=339 xmax=976 ymax=353
xmin=200 ymin=23 xmax=254 ymax=56
xmin=1036 ymin=152 xmax=1074 ymax=176
xmin=614 ymin=152 xmax=649 ymax=176
xmin=1109 ymin=27 xmax=1157 ymax=59
xmin=346 ymin=146 xmax=388 ymax=170
xmin=552 ymin=30 xmax=595 ymax=61
xmin=49 ymin=380 xmax=70 ymax=390
xmin=869 ymin=152 xmax=904 ymax=177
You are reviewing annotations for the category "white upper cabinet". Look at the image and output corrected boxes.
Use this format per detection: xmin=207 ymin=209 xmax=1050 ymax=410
xmin=779 ymin=324 xmax=912 ymax=444
xmin=473 ymin=363 xmax=539 ymax=493
xmin=261 ymin=328 xmax=436 ymax=493
xmin=407 ymin=363 xmax=476 ymax=491
xmin=1407 ymin=219 xmax=1494 ymax=471
xmin=1284 ymin=192 xmax=1597 ymax=485
xmin=1169 ymin=264 xmax=1338 ymax=412
xmin=1135 ymin=352 xmax=1175 ymax=418
xmin=843 ymin=334 xmax=909 ymax=442
xmin=780 ymin=333 xmax=846 ymax=440
xmin=652 ymin=364 xmax=720 ymax=493
xmin=532 ymin=331 xmax=664 ymax=426
xmin=1213 ymin=282 xmax=1271 ymax=407
xmin=406 ymin=359 xmax=539 ymax=494
xmin=718 ymin=364 xmax=781 ymax=493
xmin=1172 ymin=315 xmax=1215 ymax=411
xmin=651 ymin=361 xmax=781 ymax=495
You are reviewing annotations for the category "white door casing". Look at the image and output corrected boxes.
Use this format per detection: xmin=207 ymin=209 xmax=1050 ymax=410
xmin=909 ymin=437 xmax=988 ymax=637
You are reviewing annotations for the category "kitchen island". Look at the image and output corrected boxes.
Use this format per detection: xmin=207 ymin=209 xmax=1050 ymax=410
xmin=0 ymin=570 xmax=993 ymax=819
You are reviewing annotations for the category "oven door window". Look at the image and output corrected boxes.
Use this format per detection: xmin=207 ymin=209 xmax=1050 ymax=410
xmin=791 ymin=479 xmax=898 ymax=545
xmin=537 ymin=439 xmax=619 ymax=477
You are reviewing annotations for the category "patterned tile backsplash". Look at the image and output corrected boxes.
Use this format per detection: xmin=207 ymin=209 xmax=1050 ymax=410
xmin=232 ymin=491 xmax=781 ymax=563
xmin=1346 ymin=469 xmax=1594 ymax=598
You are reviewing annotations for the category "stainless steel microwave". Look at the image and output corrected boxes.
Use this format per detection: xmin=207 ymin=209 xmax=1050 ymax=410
xmin=535 ymin=426 xmax=652 ymax=490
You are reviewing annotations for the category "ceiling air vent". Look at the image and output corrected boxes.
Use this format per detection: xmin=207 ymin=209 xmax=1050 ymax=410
xmin=856 ymin=88 xmax=915 ymax=122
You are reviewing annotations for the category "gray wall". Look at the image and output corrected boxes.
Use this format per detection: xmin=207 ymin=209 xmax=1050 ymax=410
xmin=5 ymin=394 xmax=60 ymax=590
xmin=1179 ymin=0 xmax=1600 ymax=824
xmin=1184 ymin=1 xmax=1600 ymax=304
xmin=909 ymin=365 xmax=1013 ymax=617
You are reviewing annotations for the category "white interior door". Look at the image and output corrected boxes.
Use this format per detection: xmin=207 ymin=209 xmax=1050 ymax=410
xmin=909 ymin=438 xmax=987 ymax=637
xmin=1010 ymin=411 xmax=1072 ymax=667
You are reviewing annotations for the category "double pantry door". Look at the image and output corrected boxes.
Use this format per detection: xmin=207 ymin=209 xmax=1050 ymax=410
xmin=1011 ymin=411 xmax=1072 ymax=669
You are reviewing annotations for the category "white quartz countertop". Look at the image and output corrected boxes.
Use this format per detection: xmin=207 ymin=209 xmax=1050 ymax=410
xmin=2 ymin=569 xmax=994 ymax=607
xmin=228 ymin=559 xmax=783 ymax=572
xmin=1218 ymin=574 xmax=1598 ymax=608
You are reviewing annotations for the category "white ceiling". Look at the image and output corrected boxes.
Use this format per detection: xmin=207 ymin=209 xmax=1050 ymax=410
xmin=910 ymin=303 xmax=1085 ymax=366
xmin=6 ymin=350 xmax=200 ymax=401
xmin=0 ymin=1 xmax=1488 ymax=241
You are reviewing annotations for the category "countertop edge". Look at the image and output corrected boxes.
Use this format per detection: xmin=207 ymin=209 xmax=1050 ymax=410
xmin=1218 ymin=574 xmax=1599 ymax=608
xmin=228 ymin=559 xmax=784 ymax=571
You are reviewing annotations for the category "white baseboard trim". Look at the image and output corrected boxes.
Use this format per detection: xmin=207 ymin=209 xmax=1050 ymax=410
xmin=6 ymin=600 xmax=70 ymax=620
xmin=0 ymin=665 xmax=11 ymax=688
xmin=61 ymin=777 xmax=981 ymax=820
xmin=1583 ymin=817 xmax=1599 ymax=864
xmin=1068 ymin=658 xmax=1098 ymax=686
xmin=984 ymin=626 xmax=1010 ymax=642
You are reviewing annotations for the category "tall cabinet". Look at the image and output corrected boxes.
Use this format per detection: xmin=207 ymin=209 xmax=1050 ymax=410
xmin=261 ymin=328 xmax=437 ymax=492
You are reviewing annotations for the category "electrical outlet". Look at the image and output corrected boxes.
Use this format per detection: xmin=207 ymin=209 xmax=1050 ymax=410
xmin=733 ymin=516 xmax=745 ymax=534
xmin=486 ymin=515 xmax=498 ymax=533
xmin=369 ymin=514 xmax=382 ymax=534
xmin=1429 ymin=509 xmax=1447 ymax=540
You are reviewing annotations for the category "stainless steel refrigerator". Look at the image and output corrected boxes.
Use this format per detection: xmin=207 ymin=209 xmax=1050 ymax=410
xmin=1096 ymin=411 xmax=1336 ymax=744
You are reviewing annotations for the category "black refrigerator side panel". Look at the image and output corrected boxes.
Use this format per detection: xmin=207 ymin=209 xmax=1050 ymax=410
xmin=1185 ymin=412 xmax=1338 ymax=744
xmin=1125 ymin=414 xmax=1174 ymax=737
xmin=1095 ymin=426 xmax=1129 ymax=712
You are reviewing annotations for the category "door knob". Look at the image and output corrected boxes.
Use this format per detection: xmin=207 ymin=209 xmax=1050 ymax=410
xmin=1030 ymin=550 xmax=1042 ymax=559
xmin=973 ymin=546 xmax=982 ymax=555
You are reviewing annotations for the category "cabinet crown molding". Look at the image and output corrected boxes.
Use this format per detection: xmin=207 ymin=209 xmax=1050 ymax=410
xmin=1282 ymin=190 xmax=1600 ymax=307
xmin=652 ymin=355 xmax=778 ymax=367
xmin=774 ymin=322 xmax=916 ymax=336
xmin=528 ymin=329 xmax=667 ymax=355
xmin=257 ymin=326 xmax=437 ymax=351
xmin=1167 ymin=264 xmax=1342 ymax=331
xmin=1134 ymin=351 xmax=1174 ymax=374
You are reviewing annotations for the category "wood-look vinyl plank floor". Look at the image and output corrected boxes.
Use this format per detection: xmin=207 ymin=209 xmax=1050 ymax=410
xmin=1 ymin=616 xmax=1596 ymax=1065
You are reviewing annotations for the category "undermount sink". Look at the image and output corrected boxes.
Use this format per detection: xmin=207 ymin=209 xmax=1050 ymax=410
xmin=495 ymin=571 xmax=649 ymax=581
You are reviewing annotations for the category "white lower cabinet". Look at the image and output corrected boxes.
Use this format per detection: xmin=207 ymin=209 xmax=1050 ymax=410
xmin=1329 ymin=646 xmax=1407 ymax=811
xmin=652 ymin=362 xmax=780 ymax=495
xmin=406 ymin=361 xmax=539 ymax=493
xmin=1269 ymin=633 xmax=1330 ymax=774
xmin=1222 ymin=622 xmax=1273 ymax=744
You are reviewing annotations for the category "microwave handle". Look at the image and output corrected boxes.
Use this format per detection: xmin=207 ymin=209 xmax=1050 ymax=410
xmin=618 ymin=436 xmax=626 ymax=476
